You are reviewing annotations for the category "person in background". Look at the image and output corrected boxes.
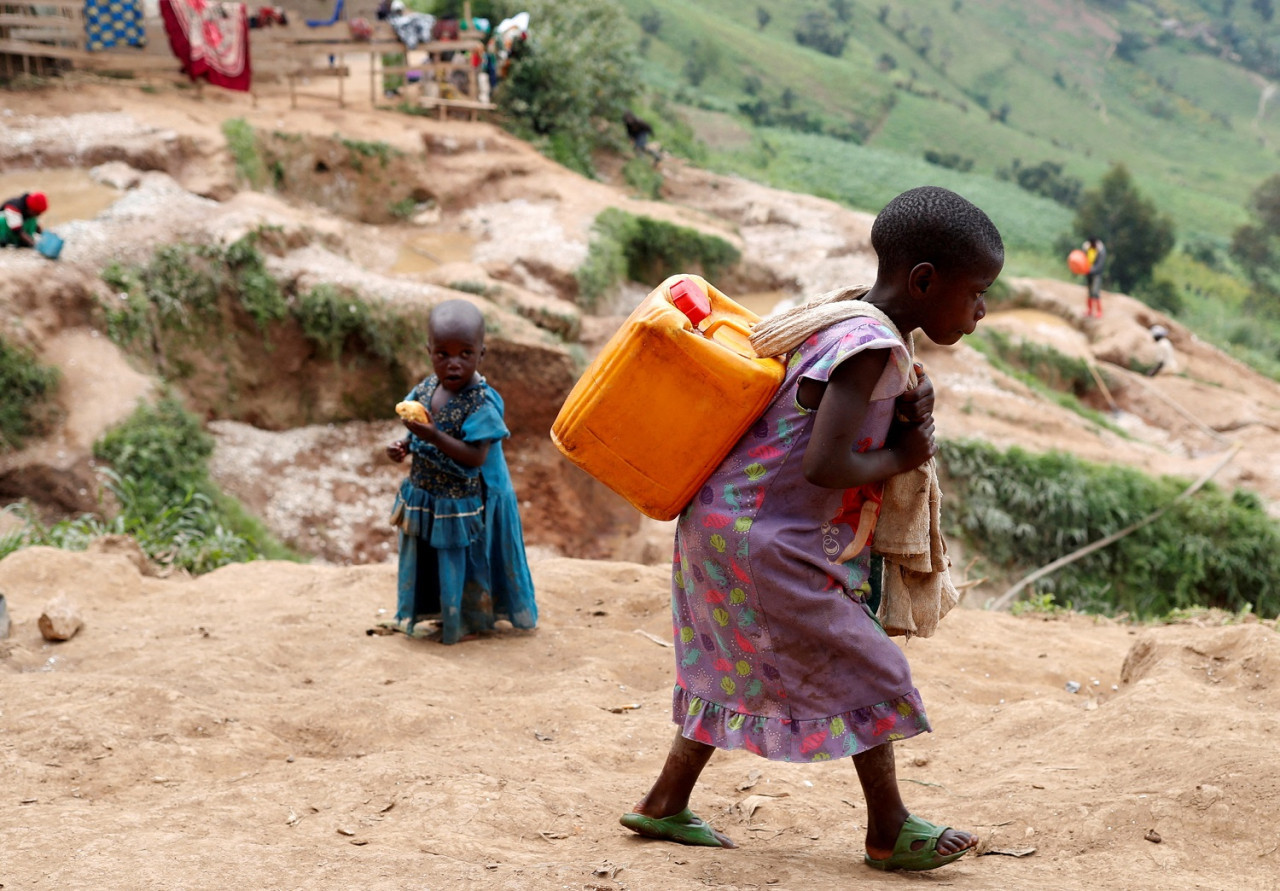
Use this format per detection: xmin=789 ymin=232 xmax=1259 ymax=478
xmin=620 ymin=186 xmax=1004 ymax=872
xmin=0 ymin=192 xmax=47 ymax=249
xmin=381 ymin=299 xmax=537 ymax=644
xmin=1148 ymin=324 xmax=1178 ymax=376
xmin=1083 ymin=236 xmax=1107 ymax=318
xmin=623 ymin=111 xmax=661 ymax=163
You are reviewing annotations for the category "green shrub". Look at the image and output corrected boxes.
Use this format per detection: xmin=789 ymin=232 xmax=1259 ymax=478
xmin=294 ymin=284 xmax=380 ymax=361
xmin=448 ymin=280 xmax=503 ymax=298
xmin=622 ymin=213 xmax=739 ymax=282
xmin=1010 ymin=592 xmax=1073 ymax=616
xmin=101 ymin=261 xmax=153 ymax=348
xmin=924 ymin=150 xmax=974 ymax=172
xmin=939 ymin=439 xmax=1280 ymax=618
xmin=0 ymin=475 xmax=277 ymax=575
xmin=1134 ymin=276 xmax=1185 ymax=315
xmin=971 ymin=327 xmax=1095 ymax=397
xmin=967 ymin=328 xmax=1123 ymax=434
xmin=144 ymin=243 xmax=224 ymax=327
xmin=794 ymin=8 xmax=848 ymax=57
xmin=0 ymin=336 xmax=60 ymax=450
xmin=339 ymin=136 xmax=401 ymax=169
xmin=575 ymin=223 xmax=630 ymax=309
xmin=623 ymin=156 xmax=663 ymax=199
xmin=293 ymin=283 xmax=431 ymax=364
xmin=575 ymin=207 xmax=740 ymax=307
xmin=93 ymin=396 xmax=213 ymax=506
xmin=101 ymin=237 xmax=438 ymax=384
xmin=997 ymin=159 xmax=1082 ymax=208
xmin=75 ymin=397 xmax=295 ymax=572
xmin=496 ymin=0 xmax=639 ymax=177
xmin=225 ymin=232 xmax=288 ymax=329
xmin=1071 ymin=163 xmax=1176 ymax=292
xmin=101 ymin=233 xmax=289 ymax=349
xmin=222 ymin=118 xmax=267 ymax=189
xmin=388 ymin=197 xmax=418 ymax=219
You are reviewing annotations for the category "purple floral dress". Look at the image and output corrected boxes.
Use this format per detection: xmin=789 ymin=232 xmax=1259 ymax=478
xmin=671 ymin=316 xmax=929 ymax=762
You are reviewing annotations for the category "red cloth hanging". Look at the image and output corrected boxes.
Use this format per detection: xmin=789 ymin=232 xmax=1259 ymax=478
xmin=160 ymin=0 xmax=252 ymax=92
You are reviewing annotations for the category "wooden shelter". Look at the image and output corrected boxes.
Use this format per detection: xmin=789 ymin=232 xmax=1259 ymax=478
xmin=0 ymin=1 xmax=181 ymax=79
xmin=0 ymin=0 xmax=497 ymax=117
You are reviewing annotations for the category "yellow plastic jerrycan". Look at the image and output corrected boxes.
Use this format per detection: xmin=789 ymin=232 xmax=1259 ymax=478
xmin=551 ymin=274 xmax=785 ymax=520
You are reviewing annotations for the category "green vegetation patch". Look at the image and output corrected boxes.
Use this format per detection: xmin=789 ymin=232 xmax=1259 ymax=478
xmin=222 ymin=117 xmax=267 ymax=189
xmin=940 ymin=439 xmax=1280 ymax=619
xmin=104 ymin=232 xmax=349 ymax=354
xmin=0 ymin=336 xmax=60 ymax=451
xmin=971 ymin=327 xmax=1095 ymax=396
xmin=496 ymin=0 xmax=640 ymax=176
xmin=293 ymin=283 xmax=430 ymax=364
xmin=388 ymin=197 xmax=418 ymax=220
xmin=101 ymin=236 xmax=433 ymax=418
xmin=622 ymin=157 xmax=664 ymax=200
xmin=966 ymin=328 xmax=1123 ymax=435
xmin=103 ymin=231 xmax=287 ymax=351
xmin=1 ymin=397 xmax=295 ymax=574
xmin=575 ymin=207 xmax=740 ymax=308
xmin=340 ymin=136 xmax=401 ymax=172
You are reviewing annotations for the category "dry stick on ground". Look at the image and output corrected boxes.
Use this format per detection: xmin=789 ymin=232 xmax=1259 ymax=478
xmin=633 ymin=628 xmax=672 ymax=647
xmin=991 ymin=443 xmax=1241 ymax=611
xmin=1109 ymin=363 xmax=1232 ymax=446
xmin=1085 ymin=359 xmax=1119 ymax=413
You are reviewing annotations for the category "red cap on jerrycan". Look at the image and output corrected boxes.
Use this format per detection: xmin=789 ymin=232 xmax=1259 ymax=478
xmin=669 ymin=278 xmax=711 ymax=327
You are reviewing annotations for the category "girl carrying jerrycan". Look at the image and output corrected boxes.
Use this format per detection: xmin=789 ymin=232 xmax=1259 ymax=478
xmin=621 ymin=186 xmax=1005 ymax=873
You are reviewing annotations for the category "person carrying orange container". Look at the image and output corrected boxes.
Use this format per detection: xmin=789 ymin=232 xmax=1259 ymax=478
xmin=1082 ymin=236 xmax=1107 ymax=317
xmin=620 ymin=186 xmax=1004 ymax=873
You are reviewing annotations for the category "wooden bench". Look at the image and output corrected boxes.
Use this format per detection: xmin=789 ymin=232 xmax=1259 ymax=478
xmin=417 ymin=94 xmax=494 ymax=120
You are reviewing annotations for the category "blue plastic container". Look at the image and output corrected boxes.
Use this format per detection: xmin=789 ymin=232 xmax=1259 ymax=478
xmin=36 ymin=231 xmax=63 ymax=260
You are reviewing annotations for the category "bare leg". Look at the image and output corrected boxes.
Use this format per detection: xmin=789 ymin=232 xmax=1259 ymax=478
xmin=854 ymin=741 xmax=976 ymax=860
xmin=628 ymin=731 xmax=736 ymax=848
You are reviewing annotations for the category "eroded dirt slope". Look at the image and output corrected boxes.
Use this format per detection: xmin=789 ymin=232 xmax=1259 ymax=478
xmin=6 ymin=83 xmax=1280 ymax=563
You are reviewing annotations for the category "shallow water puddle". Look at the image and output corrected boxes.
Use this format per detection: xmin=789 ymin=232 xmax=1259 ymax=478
xmin=733 ymin=290 xmax=793 ymax=318
xmin=392 ymin=231 xmax=478 ymax=274
xmin=0 ymin=168 xmax=122 ymax=227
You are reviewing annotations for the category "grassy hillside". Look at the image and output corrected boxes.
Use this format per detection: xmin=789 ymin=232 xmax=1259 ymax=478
xmin=615 ymin=0 xmax=1280 ymax=263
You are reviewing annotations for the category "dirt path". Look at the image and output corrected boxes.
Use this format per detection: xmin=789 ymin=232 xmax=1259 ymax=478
xmin=1 ymin=547 xmax=1276 ymax=889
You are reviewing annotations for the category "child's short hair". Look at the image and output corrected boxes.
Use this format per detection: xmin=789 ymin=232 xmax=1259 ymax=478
xmin=430 ymin=299 xmax=486 ymax=342
xmin=870 ymin=186 xmax=1004 ymax=276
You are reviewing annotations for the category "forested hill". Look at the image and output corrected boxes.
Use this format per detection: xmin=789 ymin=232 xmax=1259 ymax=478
xmin=615 ymin=0 xmax=1279 ymax=256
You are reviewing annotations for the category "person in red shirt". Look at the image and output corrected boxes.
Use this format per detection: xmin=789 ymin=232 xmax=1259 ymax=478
xmin=1 ymin=192 xmax=47 ymax=249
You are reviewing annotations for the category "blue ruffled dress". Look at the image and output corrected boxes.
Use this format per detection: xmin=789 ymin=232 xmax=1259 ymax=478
xmin=390 ymin=375 xmax=537 ymax=643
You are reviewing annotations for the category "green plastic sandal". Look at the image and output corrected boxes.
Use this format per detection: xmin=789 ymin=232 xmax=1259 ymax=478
xmin=620 ymin=808 xmax=729 ymax=847
xmin=864 ymin=814 xmax=972 ymax=871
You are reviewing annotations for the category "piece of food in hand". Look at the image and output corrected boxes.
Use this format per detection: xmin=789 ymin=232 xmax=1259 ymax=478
xmin=395 ymin=401 xmax=431 ymax=424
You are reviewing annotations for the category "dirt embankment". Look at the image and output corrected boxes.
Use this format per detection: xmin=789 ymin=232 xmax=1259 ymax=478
xmin=7 ymin=80 xmax=1280 ymax=564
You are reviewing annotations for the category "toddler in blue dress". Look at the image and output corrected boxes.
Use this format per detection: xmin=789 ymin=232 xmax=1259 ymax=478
xmin=384 ymin=299 xmax=537 ymax=644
